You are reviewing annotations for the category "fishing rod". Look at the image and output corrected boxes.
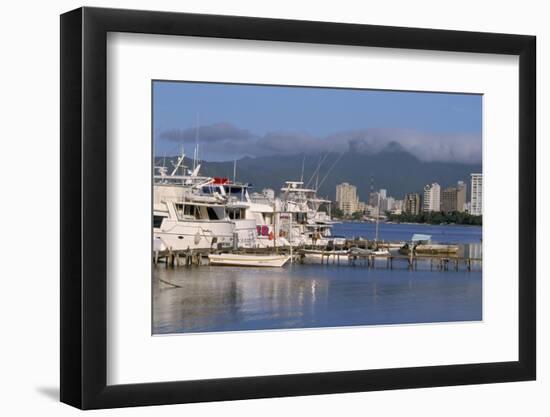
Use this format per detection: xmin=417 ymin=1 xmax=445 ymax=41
xmin=317 ymin=151 xmax=345 ymax=190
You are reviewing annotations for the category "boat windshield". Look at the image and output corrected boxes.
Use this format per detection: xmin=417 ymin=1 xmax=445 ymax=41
xmin=224 ymin=185 xmax=246 ymax=199
xmin=174 ymin=203 xmax=225 ymax=221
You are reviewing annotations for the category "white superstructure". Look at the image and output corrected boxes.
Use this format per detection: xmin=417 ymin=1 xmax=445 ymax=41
xmin=280 ymin=181 xmax=334 ymax=247
xmin=153 ymin=197 xmax=235 ymax=251
xmin=153 ymin=150 xmax=236 ymax=251
xmin=199 ymin=178 xmax=279 ymax=249
xmin=153 ymin=150 xmax=337 ymax=251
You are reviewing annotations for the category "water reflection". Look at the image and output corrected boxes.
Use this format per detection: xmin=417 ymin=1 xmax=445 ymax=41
xmin=153 ymin=260 xmax=481 ymax=334
xmin=464 ymin=242 xmax=483 ymax=259
xmin=153 ymin=265 xmax=332 ymax=333
xmin=153 ymin=224 xmax=483 ymax=334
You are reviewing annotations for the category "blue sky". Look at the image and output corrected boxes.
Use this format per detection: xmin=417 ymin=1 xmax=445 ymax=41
xmin=153 ymin=81 xmax=482 ymax=163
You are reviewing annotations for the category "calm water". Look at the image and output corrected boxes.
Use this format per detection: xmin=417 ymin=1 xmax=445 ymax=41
xmin=333 ymin=222 xmax=482 ymax=244
xmin=153 ymin=222 xmax=482 ymax=334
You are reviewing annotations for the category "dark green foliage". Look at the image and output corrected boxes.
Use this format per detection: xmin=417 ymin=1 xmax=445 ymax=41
xmin=386 ymin=211 xmax=482 ymax=226
xmin=331 ymin=207 xmax=345 ymax=219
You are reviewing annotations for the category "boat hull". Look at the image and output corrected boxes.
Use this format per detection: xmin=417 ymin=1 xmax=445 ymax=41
xmin=154 ymin=220 xmax=235 ymax=251
xmin=208 ymin=253 xmax=291 ymax=267
xmin=301 ymin=250 xmax=349 ymax=263
xmin=399 ymin=244 xmax=459 ymax=255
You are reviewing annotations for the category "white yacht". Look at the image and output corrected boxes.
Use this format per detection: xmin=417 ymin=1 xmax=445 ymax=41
xmin=199 ymin=178 xmax=290 ymax=249
xmin=153 ymin=194 xmax=235 ymax=252
xmin=280 ymin=181 xmax=335 ymax=247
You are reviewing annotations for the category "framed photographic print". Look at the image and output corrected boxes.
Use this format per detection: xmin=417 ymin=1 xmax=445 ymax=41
xmin=60 ymin=6 xmax=536 ymax=409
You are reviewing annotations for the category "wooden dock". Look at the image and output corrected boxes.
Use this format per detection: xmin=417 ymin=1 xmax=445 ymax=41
xmin=153 ymin=246 xmax=300 ymax=267
xmin=154 ymin=246 xmax=481 ymax=272
xmin=154 ymin=247 xmax=213 ymax=267
xmin=297 ymin=249 xmax=481 ymax=271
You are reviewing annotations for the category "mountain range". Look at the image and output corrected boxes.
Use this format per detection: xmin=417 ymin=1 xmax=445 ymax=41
xmin=155 ymin=146 xmax=481 ymax=202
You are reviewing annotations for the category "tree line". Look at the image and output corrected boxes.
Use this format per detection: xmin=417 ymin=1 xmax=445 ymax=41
xmin=385 ymin=211 xmax=482 ymax=226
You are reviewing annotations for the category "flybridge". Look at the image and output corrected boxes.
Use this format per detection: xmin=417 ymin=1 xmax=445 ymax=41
xmin=281 ymin=181 xmax=316 ymax=193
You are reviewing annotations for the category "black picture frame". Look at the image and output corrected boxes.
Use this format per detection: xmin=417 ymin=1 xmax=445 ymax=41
xmin=60 ymin=6 xmax=536 ymax=410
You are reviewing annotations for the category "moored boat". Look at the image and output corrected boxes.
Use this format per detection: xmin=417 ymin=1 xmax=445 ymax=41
xmin=398 ymin=243 xmax=459 ymax=255
xmin=372 ymin=248 xmax=391 ymax=256
xmin=349 ymin=247 xmax=372 ymax=256
xmin=398 ymin=233 xmax=459 ymax=255
xmin=208 ymin=253 xmax=291 ymax=267
xmin=300 ymin=249 xmax=349 ymax=263
xmin=280 ymin=181 xmax=335 ymax=247
xmin=200 ymin=177 xmax=288 ymax=249
xmin=154 ymin=199 xmax=235 ymax=251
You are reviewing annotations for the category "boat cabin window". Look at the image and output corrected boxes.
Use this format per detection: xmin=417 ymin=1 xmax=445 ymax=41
xmin=206 ymin=206 xmax=221 ymax=220
xmin=295 ymin=212 xmax=307 ymax=224
xmin=174 ymin=203 xmax=200 ymax=220
xmin=174 ymin=202 xmax=224 ymax=221
xmin=153 ymin=215 xmax=166 ymax=228
xmin=228 ymin=208 xmax=246 ymax=220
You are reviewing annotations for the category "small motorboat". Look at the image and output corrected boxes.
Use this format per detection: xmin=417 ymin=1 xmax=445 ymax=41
xmin=208 ymin=253 xmax=291 ymax=267
xmin=349 ymin=247 xmax=372 ymax=256
xmin=371 ymin=248 xmax=390 ymax=256
xmin=329 ymin=236 xmax=347 ymax=247
xmin=398 ymin=234 xmax=459 ymax=255
xmin=300 ymin=249 xmax=349 ymax=263
xmin=399 ymin=243 xmax=459 ymax=255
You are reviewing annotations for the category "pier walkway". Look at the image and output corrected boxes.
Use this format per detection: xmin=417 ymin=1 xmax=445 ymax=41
xmin=153 ymin=246 xmax=481 ymax=272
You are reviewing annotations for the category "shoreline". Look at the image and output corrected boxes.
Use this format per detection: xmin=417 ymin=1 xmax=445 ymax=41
xmin=334 ymin=220 xmax=482 ymax=228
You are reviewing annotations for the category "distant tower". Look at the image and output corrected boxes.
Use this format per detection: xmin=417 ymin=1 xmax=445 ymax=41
xmin=470 ymin=173 xmax=483 ymax=215
xmin=336 ymin=182 xmax=359 ymax=216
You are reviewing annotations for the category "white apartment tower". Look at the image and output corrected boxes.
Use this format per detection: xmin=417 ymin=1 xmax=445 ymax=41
xmin=470 ymin=173 xmax=483 ymax=216
xmin=423 ymin=182 xmax=441 ymax=212
xmin=336 ymin=182 xmax=359 ymax=215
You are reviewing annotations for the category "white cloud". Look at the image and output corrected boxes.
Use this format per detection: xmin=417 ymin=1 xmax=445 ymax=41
xmin=159 ymin=123 xmax=482 ymax=163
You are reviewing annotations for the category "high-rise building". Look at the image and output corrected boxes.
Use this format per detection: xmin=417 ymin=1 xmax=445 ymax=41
xmin=441 ymin=181 xmax=468 ymax=213
xmin=336 ymin=182 xmax=359 ymax=215
xmin=457 ymin=181 xmax=467 ymax=213
xmin=368 ymin=191 xmax=379 ymax=207
xmin=470 ymin=173 xmax=483 ymax=215
xmin=441 ymin=187 xmax=457 ymax=212
xmin=404 ymin=193 xmax=421 ymax=215
xmin=393 ymin=199 xmax=404 ymax=212
xmin=381 ymin=196 xmax=394 ymax=212
xmin=369 ymin=189 xmax=390 ymax=211
xmin=422 ymin=183 xmax=441 ymax=212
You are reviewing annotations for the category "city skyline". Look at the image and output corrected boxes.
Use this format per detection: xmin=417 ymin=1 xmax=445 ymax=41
xmin=334 ymin=173 xmax=482 ymax=217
